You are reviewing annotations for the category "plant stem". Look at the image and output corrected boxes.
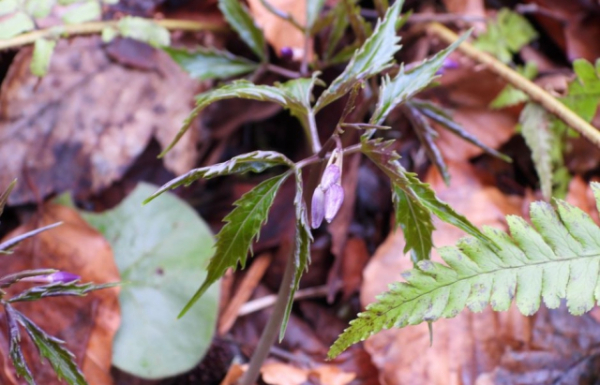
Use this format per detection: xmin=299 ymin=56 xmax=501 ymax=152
xmin=265 ymin=63 xmax=301 ymax=78
xmin=0 ymin=19 xmax=225 ymax=51
xmin=240 ymin=248 xmax=296 ymax=385
xmin=307 ymin=111 xmax=322 ymax=154
xmin=426 ymin=22 xmax=600 ymax=149
xmin=259 ymin=0 xmax=305 ymax=32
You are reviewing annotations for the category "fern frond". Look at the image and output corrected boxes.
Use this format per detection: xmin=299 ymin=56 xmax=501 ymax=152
xmin=329 ymin=182 xmax=600 ymax=358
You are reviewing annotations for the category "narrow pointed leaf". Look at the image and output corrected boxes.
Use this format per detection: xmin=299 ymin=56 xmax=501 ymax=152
xmin=5 ymin=305 xmax=34 ymax=385
xmin=15 ymin=310 xmax=87 ymax=385
xmin=306 ymin=0 xmax=326 ymax=31
xmin=146 ymin=151 xmax=293 ymax=203
xmin=0 ymin=179 xmax=16 ymax=217
xmin=362 ymin=140 xmax=489 ymax=244
xmin=519 ymin=103 xmax=553 ymax=199
xmin=161 ymin=78 xmax=319 ymax=156
xmin=410 ymin=99 xmax=511 ymax=162
xmin=165 ymin=47 xmax=258 ymax=80
xmin=0 ymin=222 xmax=62 ymax=253
xmin=280 ymin=169 xmax=313 ymax=340
xmin=329 ymin=182 xmax=600 ymax=358
xmin=9 ymin=282 xmax=116 ymax=303
xmin=370 ymin=31 xmax=470 ymax=124
xmin=179 ymin=172 xmax=291 ymax=317
xmin=219 ymin=0 xmax=266 ymax=60
xmin=117 ymin=16 xmax=170 ymax=47
xmin=314 ymin=0 xmax=404 ymax=112
xmin=393 ymin=185 xmax=435 ymax=262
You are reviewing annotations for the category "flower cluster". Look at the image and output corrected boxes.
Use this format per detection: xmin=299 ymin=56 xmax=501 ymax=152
xmin=311 ymin=161 xmax=344 ymax=228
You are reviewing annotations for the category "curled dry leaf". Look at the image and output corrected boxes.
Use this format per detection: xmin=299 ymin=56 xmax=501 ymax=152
xmin=0 ymin=203 xmax=120 ymax=385
xmin=260 ymin=361 xmax=355 ymax=385
xmin=0 ymin=37 xmax=204 ymax=205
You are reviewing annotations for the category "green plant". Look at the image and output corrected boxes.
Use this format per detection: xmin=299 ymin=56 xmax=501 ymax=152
xmin=145 ymin=1 xmax=600 ymax=383
xmin=0 ymin=181 xmax=115 ymax=385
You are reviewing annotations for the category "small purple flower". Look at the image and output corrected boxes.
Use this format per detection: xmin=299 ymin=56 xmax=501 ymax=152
xmin=324 ymin=184 xmax=344 ymax=223
xmin=311 ymin=187 xmax=325 ymax=229
xmin=22 ymin=271 xmax=81 ymax=284
xmin=436 ymin=58 xmax=459 ymax=76
xmin=320 ymin=164 xmax=340 ymax=190
xmin=280 ymin=47 xmax=294 ymax=61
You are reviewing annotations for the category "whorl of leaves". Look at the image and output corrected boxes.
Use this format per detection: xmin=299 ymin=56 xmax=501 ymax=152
xmin=329 ymin=182 xmax=600 ymax=358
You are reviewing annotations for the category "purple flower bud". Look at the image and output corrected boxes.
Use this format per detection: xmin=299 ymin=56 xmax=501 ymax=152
xmin=324 ymin=184 xmax=344 ymax=223
xmin=21 ymin=271 xmax=80 ymax=284
xmin=436 ymin=58 xmax=459 ymax=75
xmin=320 ymin=164 xmax=341 ymax=190
xmin=311 ymin=187 xmax=325 ymax=229
xmin=280 ymin=47 xmax=293 ymax=61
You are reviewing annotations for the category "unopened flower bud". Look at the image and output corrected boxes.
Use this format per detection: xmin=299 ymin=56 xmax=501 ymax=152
xmin=320 ymin=164 xmax=341 ymax=191
xmin=280 ymin=47 xmax=293 ymax=61
xmin=324 ymin=183 xmax=344 ymax=223
xmin=22 ymin=271 xmax=81 ymax=284
xmin=311 ymin=187 xmax=325 ymax=229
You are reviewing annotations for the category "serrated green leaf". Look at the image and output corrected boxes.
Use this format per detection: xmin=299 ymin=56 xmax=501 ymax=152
xmin=164 ymin=46 xmax=258 ymax=80
xmin=9 ymin=282 xmax=115 ymax=303
xmin=0 ymin=0 xmax=18 ymax=16
xmin=393 ymin=185 xmax=434 ymax=262
xmin=82 ymin=183 xmax=217 ymax=379
xmin=61 ymin=0 xmax=100 ymax=24
xmin=117 ymin=16 xmax=170 ymax=47
xmin=15 ymin=310 xmax=87 ymax=385
xmin=370 ymin=31 xmax=470 ymax=125
xmin=490 ymin=61 xmax=538 ymax=108
xmin=218 ymin=0 xmax=266 ymax=61
xmin=322 ymin=1 xmax=349 ymax=60
xmin=280 ymin=169 xmax=312 ymax=340
xmin=362 ymin=140 xmax=489 ymax=244
xmin=473 ymin=8 xmax=538 ymax=63
xmin=306 ymin=0 xmax=326 ymax=32
xmin=146 ymin=151 xmax=294 ymax=203
xmin=162 ymin=77 xmax=319 ymax=156
xmin=329 ymin=183 xmax=600 ymax=358
xmin=410 ymin=99 xmax=511 ymax=162
xmin=520 ymin=103 xmax=553 ymax=200
xmin=30 ymin=38 xmax=56 ymax=77
xmin=5 ymin=305 xmax=34 ymax=385
xmin=560 ymin=58 xmax=600 ymax=124
xmin=0 ymin=12 xmax=35 ymax=39
xmin=179 ymin=172 xmax=291 ymax=317
xmin=314 ymin=0 xmax=404 ymax=112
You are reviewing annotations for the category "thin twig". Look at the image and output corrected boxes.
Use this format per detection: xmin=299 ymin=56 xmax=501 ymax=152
xmin=237 ymin=285 xmax=330 ymax=316
xmin=426 ymin=22 xmax=600 ymax=149
xmin=0 ymin=19 xmax=225 ymax=51
xmin=265 ymin=63 xmax=301 ymax=78
xmin=259 ymin=0 xmax=305 ymax=32
xmin=240 ymin=247 xmax=296 ymax=385
xmin=361 ymin=9 xmax=487 ymax=23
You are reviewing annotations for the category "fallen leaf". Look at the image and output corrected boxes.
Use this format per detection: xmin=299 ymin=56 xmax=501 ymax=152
xmin=260 ymin=361 xmax=356 ymax=385
xmin=0 ymin=36 xmax=204 ymax=205
xmin=246 ymin=0 xmax=311 ymax=60
xmin=361 ymin=162 xmax=525 ymax=385
xmin=432 ymin=66 xmax=517 ymax=163
xmin=0 ymin=203 xmax=120 ymax=385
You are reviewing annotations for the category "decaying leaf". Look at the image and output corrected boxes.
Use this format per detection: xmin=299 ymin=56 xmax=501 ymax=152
xmin=0 ymin=203 xmax=120 ymax=385
xmin=0 ymin=37 xmax=204 ymax=205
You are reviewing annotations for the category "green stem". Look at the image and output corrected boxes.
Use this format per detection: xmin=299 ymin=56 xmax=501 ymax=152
xmin=0 ymin=19 xmax=225 ymax=51
xmin=307 ymin=111 xmax=322 ymax=154
xmin=240 ymin=248 xmax=296 ymax=385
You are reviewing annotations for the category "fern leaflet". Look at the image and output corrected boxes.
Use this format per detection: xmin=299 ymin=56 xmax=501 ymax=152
xmin=329 ymin=182 xmax=600 ymax=358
